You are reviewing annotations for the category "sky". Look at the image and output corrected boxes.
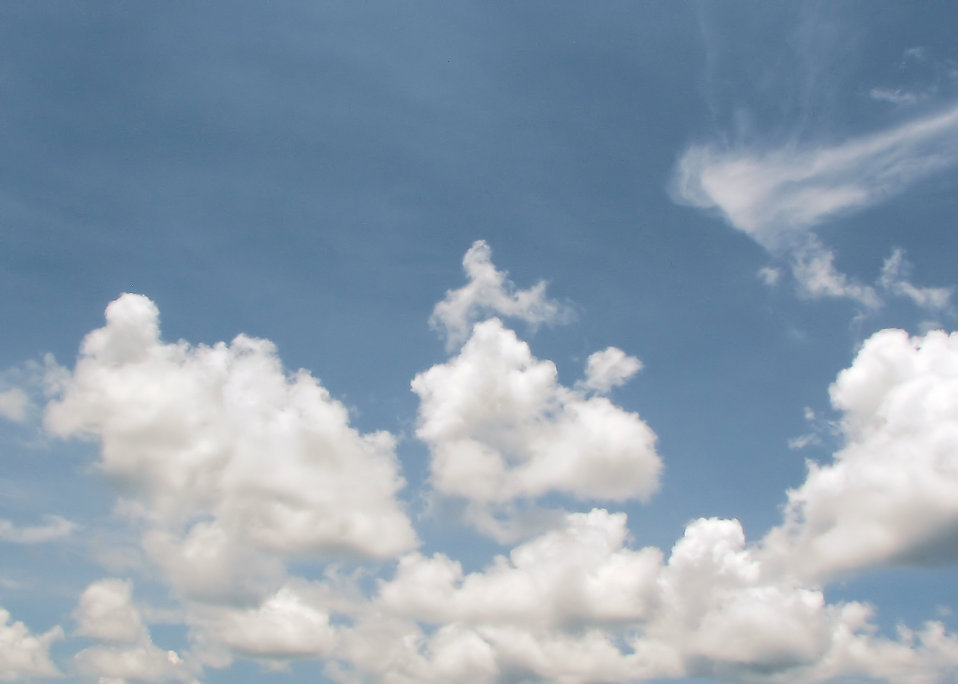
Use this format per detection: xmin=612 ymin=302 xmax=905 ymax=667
xmin=2 ymin=2 xmax=958 ymax=682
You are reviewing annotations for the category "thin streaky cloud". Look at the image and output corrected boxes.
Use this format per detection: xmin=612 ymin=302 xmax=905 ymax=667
xmin=671 ymin=103 xmax=958 ymax=250
xmin=0 ymin=515 xmax=78 ymax=544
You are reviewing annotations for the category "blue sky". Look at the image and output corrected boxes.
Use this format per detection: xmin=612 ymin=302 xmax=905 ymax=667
xmin=2 ymin=2 xmax=958 ymax=682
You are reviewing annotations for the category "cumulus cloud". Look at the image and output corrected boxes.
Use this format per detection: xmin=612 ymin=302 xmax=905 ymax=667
xmin=0 ymin=388 xmax=28 ymax=423
xmin=578 ymin=347 xmax=643 ymax=394
xmin=185 ymin=582 xmax=339 ymax=668
xmin=412 ymin=318 xmax=660 ymax=514
xmin=74 ymin=578 xmax=149 ymax=643
xmin=74 ymin=643 xmax=194 ymax=684
xmin=379 ymin=509 xmax=662 ymax=628
xmin=347 ymin=509 xmax=958 ymax=683
xmin=763 ymin=328 xmax=958 ymax=579
xmin=0 ymin=607 xmax=62 ymax=681
xmin=24 ymin=249 xmax=958 ymax=683
xmin=430 ymin=240 xmax=569 ymax=349
xmin=72 ymin=578 xmax=197 ymax=683
xmin=45 ymin=293 xmax=417 ymax=600
xmin=672 ymin=104 xmax=958 ymax=250
xmin=0 ymin=514 xmax=77 ymax=544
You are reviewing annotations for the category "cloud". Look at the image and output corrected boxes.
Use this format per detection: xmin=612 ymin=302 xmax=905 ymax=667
xmin=880 ymin=248 xmax=953 ymax=311
xmin=758 ymin=266 xmax=782 ymax=287
xmin=45 ymin=293 xmax=417 ymax=600
xmin=186 ymin=584 xmax=337 ymax=665
xmin=0 ymin=514 xmax=78 ymax=544
xmin=72 ymin=578 xmax=197 ymax=683
xmin=379 ymin=509 xmax=662 ymax=628
xmin=790 ymin=239 xmax=881 ymax=310
xmin=763 ymin=328 xmax=958 ymax=579
xmin=578 ymin=347 xmax=643 ymax=395
xmin=74 ymin=578 xmax=149 ymax=643
xmin=671 ymin=104 xmax=958 ymax=251
xmin=430 ymin=240 xmax=570 ymax=349
xmin=24 ymin=250 xmax=958 ymax=682
xmin=412 ymin=318 xmax=660 ymax=514
xmin=0 ymin=607 xmax=62 ymax=681
xmin=870 ymin=87 xmax=920 ymax=106
xmin=352 ymin=509 xmax=958 ymax=683
xmin=0 ymin=388 xmax=28 ymax=423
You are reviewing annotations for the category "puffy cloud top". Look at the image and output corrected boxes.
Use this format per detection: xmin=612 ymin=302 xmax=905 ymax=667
xmin=412 ymin=319 xmax=660 ymax=507
xmin=430 ymin=241 xmax=569 ymax=349
xmin=46 ymin=294 xmax=417 ymax=598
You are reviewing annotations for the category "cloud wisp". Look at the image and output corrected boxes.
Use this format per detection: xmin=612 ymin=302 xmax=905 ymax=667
xmin=0 ymin=515 xmax=77 ymax=545
xmin=672 ymin=104 xmax=958 ymax=311
xmin=672 ymin=104 xmax=958 ymax=251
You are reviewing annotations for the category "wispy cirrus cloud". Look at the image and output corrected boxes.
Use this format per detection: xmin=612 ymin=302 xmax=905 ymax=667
xmin=672 ymin=104 xmax=958 ymax=252
xmin=0 ymin=515 xmax=77 ymax=544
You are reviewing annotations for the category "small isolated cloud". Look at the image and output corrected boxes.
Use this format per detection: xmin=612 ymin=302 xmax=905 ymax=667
xmin=430 ymin=240 xmax=570 ymax=349
xmin=672 ymin=104 xmax=958 ymax=251
xmin=579 ymin=347 xmax=643 ymax=394
xmin=869 ymin=87 xmax=919 ymax=106
xmin=880 ymin=247 xmax=953 ymax=311
xmin=0 ymin=388 xmax=28 ymax=423
xmin=412 ymin=318 xmax=660 ymax=515
xmin=757 ymin=266 xmax=782 ymax=287
xmin=0 ymin=514 xmax=77 ymax=544
xmin=0 ymin=607 xmax=63 ymax=681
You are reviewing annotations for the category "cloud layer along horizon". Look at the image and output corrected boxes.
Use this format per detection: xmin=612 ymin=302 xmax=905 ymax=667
xmin=1 ymin=244 xmax=957 ymax=683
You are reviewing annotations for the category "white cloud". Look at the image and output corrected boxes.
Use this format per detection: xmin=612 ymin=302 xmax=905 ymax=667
xmin=412 ymin=318 xmax=660 ymax=514
xmin=379 ymin=509 xmax=662 ymax=628
xmin=353 ymin=509 xmax=958 ymax=683
xmin=672 ymin=104 xmax=958 ymax=250
xmin=0 ymin=388 xmax=28 ymax=423
xmin=763 ymin=328 xmax=958 ymax=579
xmin=74 ymin=644 xmax=194 ymax=684
xmin=758 ymin=266 xmax=782 ymax=287
xmin=44 ymin=293 xmax=417 ymax=600
xmin=0 ymin=607 xmax=62 ymax=681
xmin=25 ymin=257 xmax=958 ymax=683
xmin=430 ymin=240 xmax=569 ymax=349
xmin=0 ymin=514 xmax=77 ymax=544
xmin=578 ymin=347 xmax=643 ymax=395
xmin=880 ymin=248 xmax=953 ymax=311
xmin=74 ymin=579 xmax=148 ymax=643
xmin=791 ymin=240 xmax=881 ymax=309
xmin=72 ymin=578 xmax=197 ymax=683
xmin=870 ymin=87 xmax=920 ymax=106
xmin=186 ymin=584 xmax=337 ymax=664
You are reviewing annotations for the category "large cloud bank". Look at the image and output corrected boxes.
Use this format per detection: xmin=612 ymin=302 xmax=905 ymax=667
xmin=2 ymin=243 xmax=958 ymax=682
